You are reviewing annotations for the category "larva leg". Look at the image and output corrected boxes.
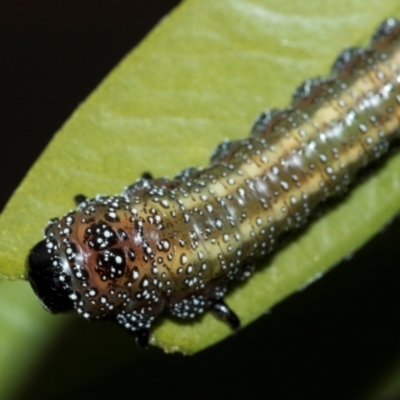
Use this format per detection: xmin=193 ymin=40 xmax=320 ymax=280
xmin=210 ymin=299 xmax=240 ymax=330
xmin=131 ymin=328 xmax=150 ymax=349
xmin=73 ymin=194 xmax=87 ymax=206
xmin=141 ymin=172 xmax=153 ymax=180
xmin=116 ymin=309 xmax=156 ymax=348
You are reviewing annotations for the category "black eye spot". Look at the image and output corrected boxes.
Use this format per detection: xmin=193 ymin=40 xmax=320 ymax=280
xmin=96 ymin=248 xmax=127 ymax=280
xmin=84 ymin=222 xmax=118 ymax=250
xmin=27 ymin=240 xmax=74 ymax=314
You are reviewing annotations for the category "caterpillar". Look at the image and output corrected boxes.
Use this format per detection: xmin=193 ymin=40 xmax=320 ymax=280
xmin=27 ymin=18 xmax=400 ymax=348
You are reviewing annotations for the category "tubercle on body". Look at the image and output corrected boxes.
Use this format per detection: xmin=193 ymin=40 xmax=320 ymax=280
xmin=27 ymin=18 xmax=400 ymax=348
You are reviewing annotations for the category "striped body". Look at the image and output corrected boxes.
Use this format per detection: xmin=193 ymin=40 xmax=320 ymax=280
xmin=28 ymin=19 xmax=400 ymax=346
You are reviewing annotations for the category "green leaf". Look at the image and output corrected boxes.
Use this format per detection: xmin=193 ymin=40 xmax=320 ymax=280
xmin=0 ymin=0 xmax=400 ymax=359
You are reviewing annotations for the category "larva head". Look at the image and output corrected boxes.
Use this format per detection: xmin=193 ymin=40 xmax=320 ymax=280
xmin=27 ymin=239 xmax=74 ymax=313
xmin=26 ymin=195 xmax=162 ymax=322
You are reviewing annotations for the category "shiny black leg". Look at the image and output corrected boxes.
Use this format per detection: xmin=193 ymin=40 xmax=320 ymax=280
xmin=133 ymin=328 xmax=150 ymax=349
xmin=210 ymin=299 xmax=240 ymax=330
xmin=74 ymin=194 xmax=88 ymax=205
xmin=141 ymin=172 xmax=153 ymax=180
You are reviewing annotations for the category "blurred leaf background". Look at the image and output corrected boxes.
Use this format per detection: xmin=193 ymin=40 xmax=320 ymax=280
xmin=1 ymin=0 xmax=400 ymax=399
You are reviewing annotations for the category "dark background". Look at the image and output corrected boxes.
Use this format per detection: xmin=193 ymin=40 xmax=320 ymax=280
xmin=1 ymin=1 xmax=400 ymax=399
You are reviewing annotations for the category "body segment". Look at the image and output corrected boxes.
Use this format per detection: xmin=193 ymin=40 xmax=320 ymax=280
xmin=28 ymin=19 xmax=400 ymax=347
